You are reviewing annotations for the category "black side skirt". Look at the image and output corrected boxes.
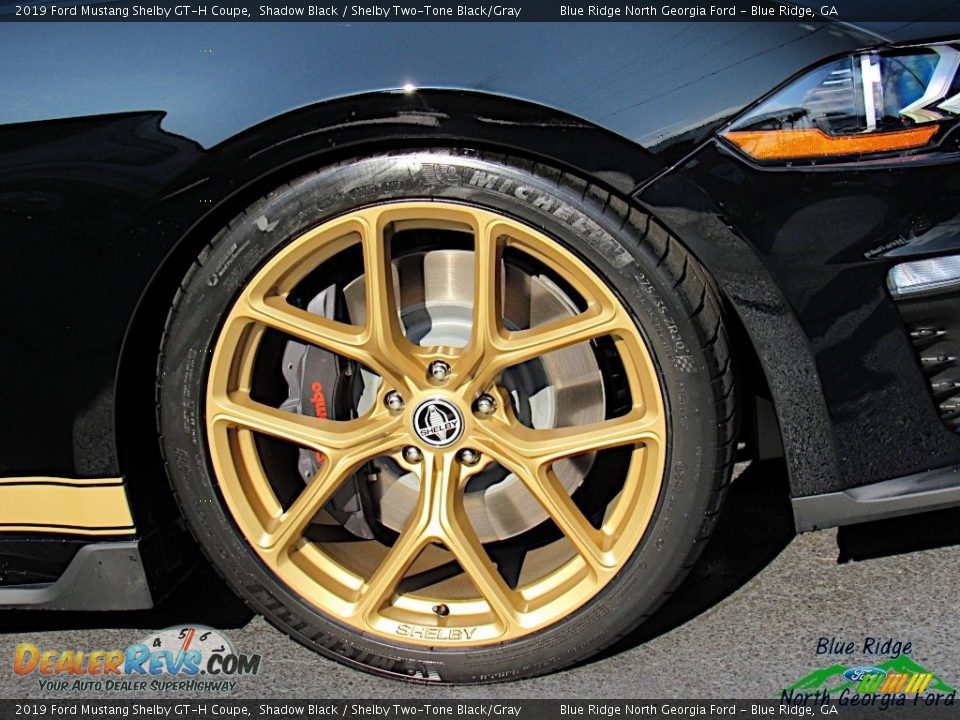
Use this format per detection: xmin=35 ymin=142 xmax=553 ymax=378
xmin=0 ymin=541 xmax=152 ymax=610
xmin=792 ymin=464 xmax=960 ymax=532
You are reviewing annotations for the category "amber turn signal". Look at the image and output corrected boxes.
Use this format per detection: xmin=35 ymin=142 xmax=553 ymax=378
xmin=724 ymin=126 xmax=939 ymax=161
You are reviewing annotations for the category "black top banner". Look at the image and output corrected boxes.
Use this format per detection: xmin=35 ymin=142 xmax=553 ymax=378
xmin=2 ymin=699 xmax=960 ymax=720
xmin=1 ymin=0 xmax=960 ymax=22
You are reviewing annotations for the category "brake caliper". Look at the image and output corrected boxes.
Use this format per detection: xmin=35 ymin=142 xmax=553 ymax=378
xmin=280 ymin=286 xmax=376 ymax=539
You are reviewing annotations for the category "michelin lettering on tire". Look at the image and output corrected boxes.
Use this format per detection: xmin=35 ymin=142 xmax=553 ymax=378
xmin=157 ymin=149 xmax=736 ymax=683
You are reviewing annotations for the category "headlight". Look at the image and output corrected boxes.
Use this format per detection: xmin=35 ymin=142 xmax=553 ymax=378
xmin=888 ymin=255 xmax=960 ymax=298
xmin=721 ymin=43 xmax=960 ymax=164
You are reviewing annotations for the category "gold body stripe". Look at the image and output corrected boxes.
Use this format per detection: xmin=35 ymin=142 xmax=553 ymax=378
xmin=0 ymin=477 xmax=135 ymax=535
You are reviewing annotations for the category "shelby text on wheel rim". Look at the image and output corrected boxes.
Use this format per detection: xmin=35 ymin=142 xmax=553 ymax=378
xmin=205 ymin=201 xmax=667 ymax=646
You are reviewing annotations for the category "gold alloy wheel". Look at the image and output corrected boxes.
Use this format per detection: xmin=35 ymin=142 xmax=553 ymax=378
xmin=205 ymin=202 xmax=667 ymax=645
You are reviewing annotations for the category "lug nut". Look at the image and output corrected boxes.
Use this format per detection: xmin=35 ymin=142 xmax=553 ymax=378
xmin=385 ymin=391 xmax=405 ymax=412
xmin=475 ymin=394 xmax=497 ymax=415
xmin=403 ymin=446 xmax=423 ymax=464
xmin=429 ymin=360 xmax=451 ymax=382
xmin=458 ymin=448 xmax=480 ymax=466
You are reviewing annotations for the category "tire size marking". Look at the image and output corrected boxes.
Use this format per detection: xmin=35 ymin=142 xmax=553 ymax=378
xmin=636 ymin=271 xmax=696 ymax=374
xmin=214 ymin=240 xmax=252 ymax=283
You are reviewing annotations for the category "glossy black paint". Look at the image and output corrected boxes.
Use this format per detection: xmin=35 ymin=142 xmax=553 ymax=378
xmin=0 ymin=18 xmax=955 ymax=543
xmin=854 ymin=21 xmax=960 ymax=43
xmin=640 ymin=141 xmax=960 ymax=494
xmin=0 ymin=538 xmax=83 ymax=586
xmin=0 ymin=113 xmax=201 ymax=476
xmin=0 ymin=22 xmax=877 ymax=163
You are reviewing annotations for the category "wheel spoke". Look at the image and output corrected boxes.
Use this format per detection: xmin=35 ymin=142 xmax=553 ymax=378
xmin=472 ymin=437 xmax=612 ymax=573
xmin=353 ymin=519 xmax=432 ymax=620
xmin=235 ymin=295 xmax=413 ymax=392
xmin=354 ymin=451 xmax=521 ymax=632
xmin=261 ymin=429 xmax=407 ymax=555
xmin=483 ymin=409 xmax=660 ymax=468
xmin=208 ymin=391 xmax=400 ymax=454
xmin=443 ymin=511 xmax=523 ymax=632
xmin=236 ymin=264 xmax=410 ymax=387
xmin=472 ymin=409 xmax=660 ymax=569
xmin=260 ymin=459 xmax=348 ymax=554
xmin=447 ymin=222 xmax=505 ymax=382
xmin=474 ymin=224 xmax=504 ymax=348
xmin=201 ymin=200 xmax=671 ymax=648
xmin=238 ymin=295 xmax=362 ymax=362
xmin=357 ymin=208 xmax=415 ymax=366
xmin=352 ymin=453 xmax=440 ymax=620
xmin=427 ymin=453 xmax=523 ymax=631
xmin=522 ymin=466 xmax=609 ymax=572
xmin=485 ymin=306 xmax=625 ymax=381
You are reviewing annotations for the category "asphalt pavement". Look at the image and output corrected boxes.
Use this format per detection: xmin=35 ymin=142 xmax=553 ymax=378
xmin=2 ymin=460 xmax=959 ymax=699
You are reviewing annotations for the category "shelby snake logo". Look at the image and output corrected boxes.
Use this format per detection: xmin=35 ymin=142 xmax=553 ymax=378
xmin=413 ymin=399 xmax=463 ymax=447
xmin=13 ymin=626 xmax=261 ymax=691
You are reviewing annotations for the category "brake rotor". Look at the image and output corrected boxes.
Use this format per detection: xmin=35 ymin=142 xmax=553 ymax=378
xmin=206 ymin=198 xmax=669 ymax=648
xmin=283 ymin=248 xmax=605 ymax=542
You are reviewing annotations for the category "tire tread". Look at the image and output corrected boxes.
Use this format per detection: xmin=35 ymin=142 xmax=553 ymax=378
xmin=155 ymin=149 xmax=738 ymax=683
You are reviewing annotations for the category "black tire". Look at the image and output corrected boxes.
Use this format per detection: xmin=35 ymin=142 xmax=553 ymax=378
xmin=157 ymin=149 xmax=736 ymax=683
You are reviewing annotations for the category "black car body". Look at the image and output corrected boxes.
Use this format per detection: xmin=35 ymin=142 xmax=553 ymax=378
xmin=2 ymin=12 xmax=960 ymax=680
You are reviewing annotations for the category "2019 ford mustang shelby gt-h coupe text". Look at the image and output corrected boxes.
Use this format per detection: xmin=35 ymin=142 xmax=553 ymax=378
xmin=2 ymin=15 xmax=960 ymax=682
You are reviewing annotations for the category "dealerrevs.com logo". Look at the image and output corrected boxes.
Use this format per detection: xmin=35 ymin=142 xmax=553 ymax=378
xmin=13 ymin=625 xmax=261 ymax=693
